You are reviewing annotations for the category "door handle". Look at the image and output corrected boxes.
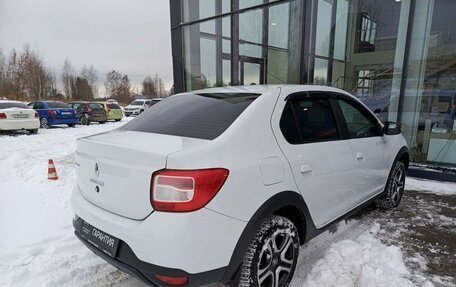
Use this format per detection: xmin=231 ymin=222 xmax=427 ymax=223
xmin=356 ymin=152 xmax=364 ymax=160
xmin=300 ymin=164 xmax=313 ymax=174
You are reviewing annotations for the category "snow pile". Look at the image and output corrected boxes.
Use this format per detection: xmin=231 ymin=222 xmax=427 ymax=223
xmin=301 ymin=224 xmax=414 ymax=287
xmin=406 ymin=177 xmax=455 ymax=196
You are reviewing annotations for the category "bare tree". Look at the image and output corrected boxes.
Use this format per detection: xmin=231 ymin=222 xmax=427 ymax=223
xmin=105 ymin=70 xmax=132 ymax=103
xmin=153 ymin=74 xmax=166 ymax=97
xmin=81 ymin=65 xmax=98 ymax=97
xmin=141 ymin=76 xmax=157 ymax=97
xmin=62 ymin=59 xmax=75 ymax=99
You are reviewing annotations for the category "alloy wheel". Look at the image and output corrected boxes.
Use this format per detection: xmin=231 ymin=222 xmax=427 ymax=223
xmin=390 ymin=162 xmax=405 ymax=207
xmin=257 ymin=232 xmax=295 ymax=287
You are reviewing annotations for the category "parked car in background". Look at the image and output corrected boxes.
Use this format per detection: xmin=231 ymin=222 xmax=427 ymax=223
xmin=148 ymin=98 xmax=163 ymax=107
xmin=0 ymin=100 xmax=39 ymax=134
xmin=28 ymin=101 xmax=78 ymax=128
xmin=72 ymin=85 xmax=409 ymax=287
xmin=97 ymin=102 xmax=123 ymax=122
xmin=69 ymin=102 xmax=108 ymax=125
xmin=124 ymin=99 xmax=152 ymax=116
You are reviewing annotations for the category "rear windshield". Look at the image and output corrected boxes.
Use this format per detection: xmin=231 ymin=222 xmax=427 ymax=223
xmin=108 ymin=103 xmax=121 ymax=109
xmin=47 ymin=102 xmax=69 ymax=108
xmin=0 ymin=102 xmax=30 ymax=109
xmin=122 ymin=93 xmax=260 ymax=140
xmin=89 ymin=103 xmax=104 ymax=110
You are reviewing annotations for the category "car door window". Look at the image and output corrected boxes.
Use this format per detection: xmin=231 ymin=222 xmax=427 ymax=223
xmin=338 ymin=99 xmax=380 ymax=138
xmin=34 ymin=102 xmax=44 ymax=109
xmin=280 ymin=98 xmax=339 ymax=144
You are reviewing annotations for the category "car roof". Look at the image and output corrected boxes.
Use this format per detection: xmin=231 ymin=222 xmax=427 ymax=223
xmin=0 ymin=100 xmax=23 ymax=103
xmin=189 ymin=85 xmax=355 ymax=97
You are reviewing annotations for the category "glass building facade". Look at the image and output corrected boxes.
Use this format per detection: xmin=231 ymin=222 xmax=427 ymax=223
xmin=170 ymin=0 xmax=456 ymax=167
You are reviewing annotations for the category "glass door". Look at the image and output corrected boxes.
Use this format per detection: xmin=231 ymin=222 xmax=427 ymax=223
xmin=240 ymin=56 xmax=265 ymax=85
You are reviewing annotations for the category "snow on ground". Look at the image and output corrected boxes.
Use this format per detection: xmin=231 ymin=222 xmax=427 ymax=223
xmin=0 ymin=121 xmax=454 ymax=286
xmin=406 ymin=177 xmax=455 ymax=196
xmin=297 ymin=224 xmax=413 ymax=287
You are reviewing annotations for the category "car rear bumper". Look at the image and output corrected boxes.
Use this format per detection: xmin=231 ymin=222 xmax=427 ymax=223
xmin=47 ymin=117 xmax=79 ymax=125
xmin=0 ymin=119 xmax=39 ymax=130
xmin=71 ymin=184 xmax=246 ymax=283
xmin=73 ymin=217 xmax=226 ymax=287
xmin=89 ymin=115 xmax=108 ymax=122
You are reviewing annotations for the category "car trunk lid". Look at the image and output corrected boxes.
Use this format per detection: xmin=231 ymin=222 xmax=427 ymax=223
xmin=76 ymin=130 xmax=208 ymax=220
xmin=2 ymin=108 xmax=36 ymax=120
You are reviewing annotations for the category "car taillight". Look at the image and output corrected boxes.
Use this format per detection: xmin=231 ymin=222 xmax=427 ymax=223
xmin=48 ymin=110 xmax=57 ymax=116
xmin=151 ymin=168 xmax=229 ymax=212
xmin=155 ymin=274 xmax=188 ymax=286
xmin=35 ymin=112 xmax=39 ymax=118
xmin=87 ymin=108 xmax=92 ymax=113
xmin=0 ymin=113 xmax=6 ymax=119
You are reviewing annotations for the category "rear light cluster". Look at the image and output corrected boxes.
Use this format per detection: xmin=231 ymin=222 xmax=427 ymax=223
xmin=151 ymin=168 xmax=229 ymax=212
xmin=0 ymin=113 xmax=6 ymax=119
xmin=35 ymin=112 xmax=39 ymax=118
xmin=155 ymin=274 xmax=188 ymax=286
xmin=48 ymin=110 xmax=57 ymax=116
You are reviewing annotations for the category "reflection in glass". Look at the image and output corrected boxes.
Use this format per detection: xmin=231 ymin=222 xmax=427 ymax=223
xmin=314 ymin=58 xmax=328 ymax=85
xmin=315 ymin=0 xmax=332 ymax=57
xmin=334 ymin=0 xmax=349 ymax=60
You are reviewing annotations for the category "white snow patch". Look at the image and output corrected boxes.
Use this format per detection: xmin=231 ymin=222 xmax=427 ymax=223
xmin=405 ymin=177 xmax=455 ymax=196
xmin=300 ymin=225 xmax=414 ymax=287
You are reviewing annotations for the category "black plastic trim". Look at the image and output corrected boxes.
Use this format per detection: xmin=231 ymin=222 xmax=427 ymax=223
xmin=73 ymin=218 xmax=226 ymax=287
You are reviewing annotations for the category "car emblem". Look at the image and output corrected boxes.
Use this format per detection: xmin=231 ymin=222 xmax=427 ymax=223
xmin=94 ymin=163 xmax=100 ymax=177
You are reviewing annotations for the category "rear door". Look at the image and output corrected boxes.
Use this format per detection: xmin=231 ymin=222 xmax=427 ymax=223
xmin=272 ymin=91 xmax=355 ymax=228
xmin=333 ymin=95 xmax=388 ymax=205
xmin=31 ymin=102 xmax=46 ymax=118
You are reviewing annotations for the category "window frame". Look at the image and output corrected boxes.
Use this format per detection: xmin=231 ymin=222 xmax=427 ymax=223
xmin=332 ymin=93 xmax=384 ymax=139
xmin=280 ymin=92 xmax=343 ymax=145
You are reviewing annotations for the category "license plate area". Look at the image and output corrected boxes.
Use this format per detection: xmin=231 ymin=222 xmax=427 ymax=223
xmin=13 ymin=114 xmax=28 ymax=119
xmin=80 ymin=221 xmax=120 ymax=258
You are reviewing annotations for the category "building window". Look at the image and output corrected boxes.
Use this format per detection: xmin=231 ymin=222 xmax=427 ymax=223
xmin=357 ymin=13 xmax=377 ymax=53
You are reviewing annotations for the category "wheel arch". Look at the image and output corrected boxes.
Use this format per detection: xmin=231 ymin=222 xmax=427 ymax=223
xmin=222 ymin=191 xmax=316 ymax=282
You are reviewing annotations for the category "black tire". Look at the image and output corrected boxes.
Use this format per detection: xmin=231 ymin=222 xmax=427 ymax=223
xmin=39 ymin=118 xmax=48 ymax=129
xmin=115 ymin=119 xmax=121 ymax=122
xmin=377 ymin=161 xmax=407 ymax=209
xmin=80 ymin=116 xmax=89 ymax=126
xmin=140 ymin=109 xmax=144 ymax=114
xmin=28 ymin=129 xmax=38 ymax=134
xmin=238 ymin=216 xmax=299 ymax=287
xmin=68 ymin=124 xmax=75 ymax=128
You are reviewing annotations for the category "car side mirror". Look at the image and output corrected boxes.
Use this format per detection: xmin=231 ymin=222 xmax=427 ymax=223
xmin=384 ymin=121 xmax=402 ymax=135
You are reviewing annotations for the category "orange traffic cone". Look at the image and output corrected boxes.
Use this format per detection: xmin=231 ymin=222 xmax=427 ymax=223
xmin=48 ymin=159 xmax=59 ymax=180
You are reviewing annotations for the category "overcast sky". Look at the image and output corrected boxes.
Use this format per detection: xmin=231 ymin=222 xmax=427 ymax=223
xmin=0 ymin=0 xmax=173 ymax=96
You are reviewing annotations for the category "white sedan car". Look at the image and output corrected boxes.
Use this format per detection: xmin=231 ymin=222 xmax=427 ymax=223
xmin=0 ymin=100 xmax=39 ymax=134
xmin=72 ymin=86 xmax=409 ymax=287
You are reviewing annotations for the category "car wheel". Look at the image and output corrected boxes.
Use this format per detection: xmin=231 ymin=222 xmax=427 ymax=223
xmin=115 ymin=119 xmax=121 ymax=122
xmin=40 ymin=118 xmax=48 ymax=129
xmin=80 ymin=116 xmax=89 ymax=125
xmin=140 ymin=109 xmax=144 ymax=114
xmin=377 ymin=161 xmax=406 ymax=209
xmin=238 ymin=216 xmax=299 ymax=287
xmin=68 ymin=124 xmax=75 ymax=128
xmin=28 ymin=129 xmax=38 ymax=134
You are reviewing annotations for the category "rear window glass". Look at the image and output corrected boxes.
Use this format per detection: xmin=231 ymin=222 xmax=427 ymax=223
xmin=122 ymin=93 xmax=260 ymax=140
xmin=47 ymin=102 xmax=69 ymax=108
xmin=89 ymin=103 xmax=104 ymax=110
xmin=108 ymin=103 xmax=121 ymax=109
xmin=0 ymin=102 xmax=30 ymax=109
